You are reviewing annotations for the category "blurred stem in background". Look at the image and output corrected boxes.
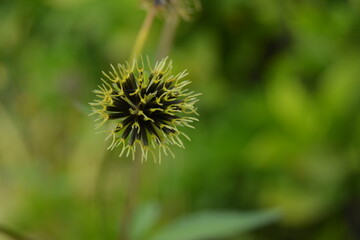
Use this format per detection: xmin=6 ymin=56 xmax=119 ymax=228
xmin=118 ymin=2 xmax=185 ymax=239
xmin=0 ymin=224 xmax=37 ymax=240
xmin=95 ymin=4 xmax=157 ymax=238
xmin=95 ymin=150 xmax=114 ymax=239
xmin=156 ymin=8 xmax=179 ymax=60
xmin=120 ymin=4 xmax=156 ymax=240
xmin=119 ymin=151 xmax=143 ymax=240
xmin=130 ymin=7 xmax=157 ymax=59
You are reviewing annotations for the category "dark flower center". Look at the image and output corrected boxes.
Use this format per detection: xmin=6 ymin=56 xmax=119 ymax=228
xmin=105 ymin=72 xmax=181 ymax=147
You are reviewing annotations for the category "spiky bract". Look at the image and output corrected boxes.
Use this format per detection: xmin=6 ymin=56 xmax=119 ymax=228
xmin=90 ymin=57 xmax=200 ymax=162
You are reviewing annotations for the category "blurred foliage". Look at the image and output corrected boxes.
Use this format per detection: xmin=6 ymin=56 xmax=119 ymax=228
xmin=148 ymin=210 xmax=281 ymax=240
xmin=0 ymin=0 xmax=360 ymax=239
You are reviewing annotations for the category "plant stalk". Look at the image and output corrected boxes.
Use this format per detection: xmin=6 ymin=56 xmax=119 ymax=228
xmin=117 ymin=4 xmax=180 ymax=240
xmin=118 ymin=149 xmax=142 ymax=240
xmin=130 ymin=7 xmax=157 ymax=59
xmin=0 ymin=224 xmax=37 ymax=240
xmin=156 ymin=9 xmax=180 ymax=60
xmin=117 ymin=6 xmax=158 ymax=239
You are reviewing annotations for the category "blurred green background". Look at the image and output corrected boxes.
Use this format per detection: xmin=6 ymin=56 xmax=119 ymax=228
xmin=0 ymin=0 xmax=359 ymax=239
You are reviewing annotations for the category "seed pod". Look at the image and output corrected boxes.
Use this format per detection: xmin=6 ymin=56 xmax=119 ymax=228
xmin=90 ymin=57 xmax=200 ymax=162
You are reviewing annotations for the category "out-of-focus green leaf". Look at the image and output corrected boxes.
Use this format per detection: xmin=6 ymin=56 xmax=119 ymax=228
xmin=149 ymin=209 xmax=281 ymax=240
xmin=130 ymin=202 xmax=161 ymax=240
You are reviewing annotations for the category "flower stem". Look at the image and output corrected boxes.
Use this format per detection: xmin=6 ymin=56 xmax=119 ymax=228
xmin=95 ymin=152 xmax=112 ymax=239
xmin=118 ymin=149 xmax=142 ymax=240
xmin=0 ymin=224 xmax=37 ymax=240
xmin=117 ymin=4 xmax=179 ymax=240
xmin=130 ymin=7 xmax=157 ymax=59
xmin=116 ymin=6 xmax=157 ymax=240
xmin=156 ymin=9 xmax=179 ymax=60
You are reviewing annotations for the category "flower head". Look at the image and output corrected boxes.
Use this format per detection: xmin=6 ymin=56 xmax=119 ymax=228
xmin=90 ymin=57 xmax=200 ymax=162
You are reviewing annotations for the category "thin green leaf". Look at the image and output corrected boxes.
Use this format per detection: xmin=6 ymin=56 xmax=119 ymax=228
xmin=149 ymin=209 xmax=281 ymax=240
xmin=130 ymin=202 xmax=161 ymax=240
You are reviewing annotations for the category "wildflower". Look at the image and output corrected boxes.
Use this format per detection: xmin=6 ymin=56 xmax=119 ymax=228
xmin=90 ymin=57 xmax=200 ymax=162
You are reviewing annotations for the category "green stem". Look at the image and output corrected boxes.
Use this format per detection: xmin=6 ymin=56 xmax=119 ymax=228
xmin=156 ymin=9 xmax=180 ymax=60
xmin=130 ymin=7 xmax=157 ymax=59
xmin=117 ymin=4 xmax=180 ymax=240
xmin=95 ymin=151 xmax=112 ymax=239
xmin=118 ymin=149 xmax=142 ymax=240
xmin=117 ymin=7 xmax=157 ymax=238
xmin=0 ymin=224 xmax=37 ymax=240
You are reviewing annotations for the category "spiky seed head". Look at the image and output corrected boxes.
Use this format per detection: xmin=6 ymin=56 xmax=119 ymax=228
xmin=90 ymin=57 xmax=200 ymax=163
